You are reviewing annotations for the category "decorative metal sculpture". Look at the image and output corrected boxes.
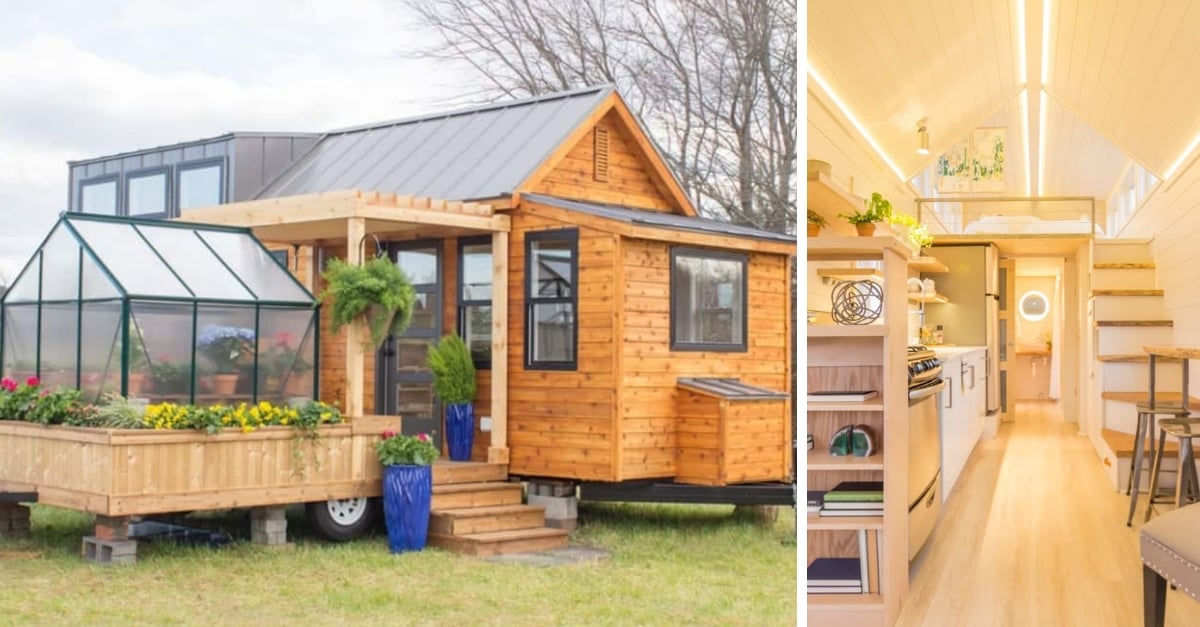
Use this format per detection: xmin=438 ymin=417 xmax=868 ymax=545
xmin=831 ymin=280 xmax=883 ymax=325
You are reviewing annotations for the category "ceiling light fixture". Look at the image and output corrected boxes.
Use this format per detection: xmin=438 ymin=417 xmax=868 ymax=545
xmin=1163 ymin=133 xmax=1200 ymax=180
xmin=807 ymin=65 xmax=907 ymax=181
xmin=917 ymin=120 xmax=930 ymax=155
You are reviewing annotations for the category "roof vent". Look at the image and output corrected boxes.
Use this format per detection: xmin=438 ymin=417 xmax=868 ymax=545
xmin=594 ymin=127 xmax=610 ymax=182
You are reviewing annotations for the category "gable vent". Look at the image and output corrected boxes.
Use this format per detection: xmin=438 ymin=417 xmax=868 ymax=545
xmin=594 ymin=127 xmax=610 ymax=182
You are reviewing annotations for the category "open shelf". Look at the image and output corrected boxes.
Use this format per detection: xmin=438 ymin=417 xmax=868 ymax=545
xmin=807 ymin=452 xmax=885 ymax=471
xmin=806 ymin=513 xmax=884 ymax=530
xmin=807 ymin=172 xmax=863 ymax=238
xmin=807 ymin=593 xmax=884 ymax=609
xmin=817 ymin=268 xmax=882 ymax=281
xmin=806 ymin=325 xmax=887 ymax=338
xmin=909 ymin=255 xmax=948 ymax=273
xmin=807 ymin=398 xmax=885 ymax=412
xmin=907 ymin=291 xmax=949 ymax=304
xmin=806 ymin=235 xmax=912 ymax=261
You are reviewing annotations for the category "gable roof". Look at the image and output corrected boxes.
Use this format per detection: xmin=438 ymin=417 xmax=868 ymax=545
xmin=255 ymin=86 xmax=614 ymax=202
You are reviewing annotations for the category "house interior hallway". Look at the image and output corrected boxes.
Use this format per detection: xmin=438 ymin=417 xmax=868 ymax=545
xmin=895 ymin=401 xmax=1200 ymax=626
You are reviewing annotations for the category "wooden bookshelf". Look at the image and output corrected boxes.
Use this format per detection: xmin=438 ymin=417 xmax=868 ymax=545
xmin=806 ymin=513 xmax=885 ymax=531
xmin=909 ymin=255 xmax=948 ymax=273
xmin=807 ymin=398 xmax=885 ymax=412
xmin=907 ymin=291 xmax=949 ymax=304
xmin=806 ymin=325 xmax=887 ymax=338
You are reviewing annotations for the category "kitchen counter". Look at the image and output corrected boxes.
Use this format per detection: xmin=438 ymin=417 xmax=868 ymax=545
xmin=928 ymin=345 xmax=987 ymax=360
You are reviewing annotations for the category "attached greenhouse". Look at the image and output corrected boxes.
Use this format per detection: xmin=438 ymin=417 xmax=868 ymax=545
xmin=0 ymin=213 xmax=318 ymax=405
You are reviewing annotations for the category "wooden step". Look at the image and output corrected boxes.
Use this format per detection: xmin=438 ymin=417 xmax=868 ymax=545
xmin=429 ymin=504 xmax=546 ymax=535
xmin=1102 ymin=428 xmax=1200 ymax=458
xmin=1092 ymin=289 xmax=1163 ymax=297
xmin=1094 ymin=262 xmax=1156 ymax=269
xmin=427 ymin=527 xmax=569 ymax=557
xmin=1098 ymin=355 xmax=1183 ymax=363
xmin=432 ymin=482 xmax=523 ymax=510
xmin=432 ymin=462 xmax=508 ymax=485
xmin=1102 ymin=392 xmax=1200 ymax=406
xmin=1095 ymin=320 xmax=1173 ymax=327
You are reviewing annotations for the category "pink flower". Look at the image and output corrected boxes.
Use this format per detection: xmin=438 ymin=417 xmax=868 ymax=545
xmin=417 ymin=433 xmax=430 ymax=442
xmin=25 ymin=376 xmax=39 ymax=388
xmin=0 ymin=378 xmax=16 ymax=392
xmin=39 ymin=390 xmax=50 ymax=397
xmin=381 ymin=430 xmax=396 ymax=439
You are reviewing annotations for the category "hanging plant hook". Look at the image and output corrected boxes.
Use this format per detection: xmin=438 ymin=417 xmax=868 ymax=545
xmin=357 ymin=233 xmax=386 ymax=265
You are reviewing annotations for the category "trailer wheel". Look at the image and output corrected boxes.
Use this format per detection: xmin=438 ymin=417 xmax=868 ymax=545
xmin=307 ymin=497 xmax=378 ymax=541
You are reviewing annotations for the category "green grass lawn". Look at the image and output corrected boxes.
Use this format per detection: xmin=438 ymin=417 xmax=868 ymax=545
xmin=0 ymin=503 xmax=796 ymax=626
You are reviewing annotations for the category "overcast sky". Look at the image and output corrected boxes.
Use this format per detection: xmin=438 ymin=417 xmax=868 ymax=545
xmin=0 ymin=0 xmax=469 ymax=282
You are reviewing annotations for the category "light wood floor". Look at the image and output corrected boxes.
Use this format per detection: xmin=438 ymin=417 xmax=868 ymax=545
xmin=895 ymin=400 xmax=1200 ymax=626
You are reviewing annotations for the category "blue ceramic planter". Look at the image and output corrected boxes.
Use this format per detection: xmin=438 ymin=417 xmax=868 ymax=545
xmin=382 ymin=464 xmax=432 ymax=553
xmin=446 ymin=403 xmax=475 ymax=461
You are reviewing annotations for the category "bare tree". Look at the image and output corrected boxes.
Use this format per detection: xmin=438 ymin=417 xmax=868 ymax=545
xmin=403 ymin=0 xmax=796 ymax=234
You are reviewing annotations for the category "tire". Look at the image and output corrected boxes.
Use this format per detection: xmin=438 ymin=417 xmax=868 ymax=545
xmin=306 ymin=497 xmax=379 ymax=541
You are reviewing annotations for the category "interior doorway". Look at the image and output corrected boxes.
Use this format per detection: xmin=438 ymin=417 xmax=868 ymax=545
xmin=1011 ymin=258 xmax=1064 ymax=405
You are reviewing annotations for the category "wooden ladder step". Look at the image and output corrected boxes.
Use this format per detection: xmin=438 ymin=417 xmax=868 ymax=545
xmin=427 ymin=527 xmax=569 ymax=557
xmin=1098 ymin=355 xmax=1183 ymax=363
xmin=1095 ymin=320 xmax=1173 ymax=327
xmin=431 ymin=482 xmax=524 ymax=510
xmin=1094 ymin=262 xmax=1156 ymax=269
xmin=1092 ymin=289 xmax=1163 ymax=297
xmin=1102 ymin=429 xmax=1200 ymax=458
xmin=429 ymin=504 xmax=547 ymax=535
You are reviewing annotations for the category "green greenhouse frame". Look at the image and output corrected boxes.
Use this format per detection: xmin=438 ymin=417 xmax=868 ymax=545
xmin=0 ymin=213 xmax=320 ymax=405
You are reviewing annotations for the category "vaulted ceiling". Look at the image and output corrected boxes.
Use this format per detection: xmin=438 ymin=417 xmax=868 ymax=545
xmin=807 ymin=0 xmax=1200 ymax=201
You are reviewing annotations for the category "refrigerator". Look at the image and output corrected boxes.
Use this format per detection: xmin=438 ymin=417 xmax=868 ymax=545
xmin=923 ymin=244 xmax=1002 ymax=415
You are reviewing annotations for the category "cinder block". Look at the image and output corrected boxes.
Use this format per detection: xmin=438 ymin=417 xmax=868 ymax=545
xmin=543 ymin=517 xmax=579 ymax=532
xmin=94 ymin=515 xmax=132 ymax=540
xmin=528 ymin=494 xmax=578 ymax=522
xmin=250 ymin=507 xmax=287 ymax=523
xmin=82 ymin=536 xmax=137 ymax=565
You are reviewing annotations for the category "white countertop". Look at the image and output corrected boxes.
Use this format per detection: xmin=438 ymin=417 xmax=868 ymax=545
xmin=928 ymin=345 xmax=987 ymax=360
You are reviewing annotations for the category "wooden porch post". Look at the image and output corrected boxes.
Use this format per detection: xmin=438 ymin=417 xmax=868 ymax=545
xmin=488 ymin=230 xmax=509 ymax=463
xmin=345 ymin=217 xmax=366 ymax=417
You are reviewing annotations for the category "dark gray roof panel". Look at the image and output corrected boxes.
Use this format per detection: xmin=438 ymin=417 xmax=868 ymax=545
xmin=523 ymin=193 xmax=796 ymax=244
xmin=256 ymin=86 xmax=613 ymax=201
xmin=678 ymin=377 xmax=788 ymax=399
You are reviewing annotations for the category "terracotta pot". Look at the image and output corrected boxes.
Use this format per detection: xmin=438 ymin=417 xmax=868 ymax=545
xmin=127 ymin=372 xmax=149 ymax=397
xmin=210 ymin=374 xmax=239 ymax=396
xmin=284 ymin=375 xmax=312 ymax=397
xmin=855 ymin=222 xmax=877 ymax=237
xmin=808 ymin=223 xmax=820 ymax=237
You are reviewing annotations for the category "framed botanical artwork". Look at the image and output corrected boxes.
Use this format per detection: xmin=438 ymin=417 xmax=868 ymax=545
xmin=936 ymin=137 xmax=970 ymax=193
xmin=972 ymin=127 xmax=1006 ymax=192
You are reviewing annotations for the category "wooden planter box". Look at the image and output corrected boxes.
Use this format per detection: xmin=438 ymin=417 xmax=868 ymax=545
xmin=0 ymin=416 xmax=397 ymax=517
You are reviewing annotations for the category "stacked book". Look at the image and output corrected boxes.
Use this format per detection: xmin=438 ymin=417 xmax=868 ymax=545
xmin=819 ymin=480 xmax=883 ymax=517
xmin=807 ymin=557 xmax=864 ymax=594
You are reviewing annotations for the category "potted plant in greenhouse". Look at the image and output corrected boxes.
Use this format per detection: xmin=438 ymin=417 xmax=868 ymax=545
xmin=426 ymin=333 xmax=477 ymax=462
xmin=198 ymin=325 xmax=256 ymax=396
xmin=321 ymin=257 xmax=417 ymax=349
xmin=261 ymin=332 xmax=313 ymax=399
xmin=149 ymin=358 xmax=189 ymax=396
xmin=374 ymin=430 xmax=438 ymax=553
xmin=126 ymin=328 xmax=151 ymax=397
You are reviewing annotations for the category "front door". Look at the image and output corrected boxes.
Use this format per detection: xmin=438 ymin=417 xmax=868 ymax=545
xmin=377 ymin=241 xmax=442 ymax=449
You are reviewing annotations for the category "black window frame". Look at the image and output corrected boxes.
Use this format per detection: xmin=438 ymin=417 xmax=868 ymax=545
xmin=175 ymin=157 xmax=227 ymax=213
xmin=457 ymin=235 xmax=493 ymax=370
xmin=524 ymin=228 xmax=578 ymax=370
xmin=669 ymin=246 xmax=749 ymax=352
xmin=269 ymin=248 xmax=289 ymax=269
xmin=123 ymin=166 xmax=171 ymax=219
xmin=77 ymin=174 xmax=121 ymax=216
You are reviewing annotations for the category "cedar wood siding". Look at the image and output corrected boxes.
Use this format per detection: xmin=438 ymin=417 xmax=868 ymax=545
xmin=440 ymin=236 xmax=494 ymax=461
xmin=528 ymin=110 xmax=680 ymax=213
xmin=506 ymin=210 xmax=619 ymax=481
xmin=619 ymin=240 xmax=791 ymax=482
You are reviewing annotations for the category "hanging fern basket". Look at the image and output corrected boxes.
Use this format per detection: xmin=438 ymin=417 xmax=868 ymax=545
xmin=320 ymin=257 xmax=417 ymax=349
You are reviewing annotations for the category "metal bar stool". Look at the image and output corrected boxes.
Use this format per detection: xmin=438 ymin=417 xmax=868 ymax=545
xmin=1145 ymin=418 xmax=1200 ymax=522
xmin=1126 ymin=401 xmax=1192 ymax=526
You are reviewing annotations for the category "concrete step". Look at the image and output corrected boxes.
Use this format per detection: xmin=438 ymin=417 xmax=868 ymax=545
xmin=432 ymin=482 xmax=524 ymax=510
xmin=1091 ymin=267 xmax=1158 ymax=291
xmin=432 ymin=462 xmax=508 ymax=485
xmin=1093 ymin=240 xmax=1153 ymax=264
xmin=427 ymin=527 xmax=570 ymax=557
xmin=1092 ymin=295 xmax=1167 ymax=321
xmin=429 ymin=504 xmax=547 ymax=535
xmin=1097 ymin=326 xmax=1173 ymax=355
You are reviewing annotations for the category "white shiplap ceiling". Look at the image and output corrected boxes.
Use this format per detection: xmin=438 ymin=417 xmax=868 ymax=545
xmin=808 ymin=0 xmax=1200 ymax=199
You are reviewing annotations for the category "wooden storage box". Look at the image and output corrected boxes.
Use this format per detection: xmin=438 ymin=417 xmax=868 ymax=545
xmin=674 ymin=378 xmax=791 ymax=486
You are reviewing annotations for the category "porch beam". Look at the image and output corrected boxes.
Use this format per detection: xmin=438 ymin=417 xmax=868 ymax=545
xmin=488 ymin=230 xmax=510 ymax=464
xmin=345 ymin=217 xmax=366 ymax=418
xmin=358 ymin=204 xmax=509 ymax=232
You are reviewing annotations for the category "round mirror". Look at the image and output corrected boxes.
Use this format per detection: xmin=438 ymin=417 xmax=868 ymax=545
xmin=1019 ymin=290 xmax=1050 ymax=322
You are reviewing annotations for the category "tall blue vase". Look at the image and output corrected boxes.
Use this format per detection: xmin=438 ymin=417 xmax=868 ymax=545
xmin=446 ymin=403 xmax=475 ymax=461
xmin=382 ymin=464 xmax=432 ymax=553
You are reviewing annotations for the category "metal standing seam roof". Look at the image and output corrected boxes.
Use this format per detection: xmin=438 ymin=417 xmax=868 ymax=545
xmin=254 ymin=86 xmax=616 ymax=201
xmin=523 ymin=193 xmax=796 ymax=243
xmin=1 ymin=214 xmax=314 ymax=306
xmin=677 ymin=378 xmax=789 ymax=399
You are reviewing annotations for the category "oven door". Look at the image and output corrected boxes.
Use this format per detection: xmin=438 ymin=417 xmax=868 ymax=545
xmin=908 ymin=380 xmax=945 ymax=510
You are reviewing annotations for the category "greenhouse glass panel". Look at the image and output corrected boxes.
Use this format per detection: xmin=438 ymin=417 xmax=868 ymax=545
xmin=195 ymin=304 xmax=257 ymax=404
xmin=79 ymin=301 xmax=123 ymax=402
xmin=134 ymin=225 xmax=253 ymax=301
xmin=39 ymin=303 xmax=79 ymax=390
xmin=4 ymin=256 xmax=40 ymax=303
xmin=256 ymin=307 xmax=317 ymax=404
xmin=40 ymin=226 xmax=82 ymax=302
xmin=66 ymin=220 xmax=189 ymax=297
xmin=130 ymin=302 xmax=194 ymax=402
xmin=1 ymin=305 xmax=37 ymax=380
xmin=195 ymin=231 xmax=309 ymax=302
xmin=80 ymin=252 xmax=121 ymax=300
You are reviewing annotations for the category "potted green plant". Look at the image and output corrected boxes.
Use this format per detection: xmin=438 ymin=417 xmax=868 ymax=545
xmin=426 ymin=333 xmax=477 ymax=462
xmin=197 ymin=325 xmax=255 ymax=396
xmin=149 ymin=358 xmax=189 ymax=396
xmin=374 ymin=429 xmax=439 ymax=553
xmin=261 ymin=332 xmax=314 ymax=398
xmin=840 ymin=192 xmax=893 ymax=236
xmin=321 ymin=257 xmax=417 ymax=349
xmin=807 ymin=210 xmax=827 ymax=237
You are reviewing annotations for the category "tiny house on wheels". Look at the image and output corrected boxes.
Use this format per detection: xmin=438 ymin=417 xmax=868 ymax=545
xmin=0 ymin=86 xmax=794 ymax=556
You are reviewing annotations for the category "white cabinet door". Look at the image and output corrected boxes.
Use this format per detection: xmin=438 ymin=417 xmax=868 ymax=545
xmin=939 ymin=356 xmax=964 ymax=502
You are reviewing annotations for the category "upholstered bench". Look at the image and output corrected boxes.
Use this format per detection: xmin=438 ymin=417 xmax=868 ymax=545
xmin=1141 ymin=503 xmax=1200 ymax=626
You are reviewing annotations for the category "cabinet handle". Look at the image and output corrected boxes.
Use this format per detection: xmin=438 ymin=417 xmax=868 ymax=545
xmin=969 ymin=365 xmax=976 ymax=389
xmin=944 ymin=376 xmax=954 ymax=409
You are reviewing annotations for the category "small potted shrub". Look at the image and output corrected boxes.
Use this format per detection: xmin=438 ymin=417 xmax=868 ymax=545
xmin=807 ymin=210 xmax=827 ymax=237
xmin=374 ymin=430 xmax=439 ymax=553
xmin=841 ymin=192 xmax=893 ymax=236
xmin=321 ymin=257 xmax=417 ymax=349
xmin=426 ymin=333 xmax=477 ymax=462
